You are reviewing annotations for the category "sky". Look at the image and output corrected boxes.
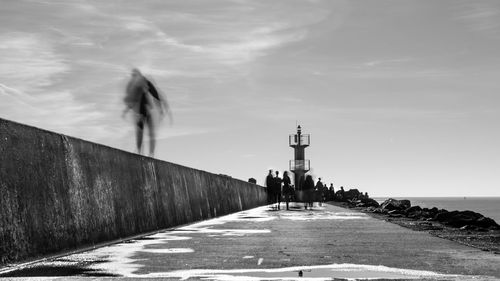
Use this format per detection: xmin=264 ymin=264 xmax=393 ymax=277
xmin=1 ymin=0 xmax=500 ymax=197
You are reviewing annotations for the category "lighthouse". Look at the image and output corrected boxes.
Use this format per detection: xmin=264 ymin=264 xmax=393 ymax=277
xmin=289 ymin=125 xmax=310 ymax=189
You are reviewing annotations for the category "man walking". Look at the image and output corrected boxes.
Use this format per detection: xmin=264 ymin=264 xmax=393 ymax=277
xmin=123 ymin=68 xmax=171 ymax=156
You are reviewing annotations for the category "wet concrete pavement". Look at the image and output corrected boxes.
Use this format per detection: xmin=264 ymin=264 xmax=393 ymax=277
xmin=1 ymin=202 xmax=499 ymax=280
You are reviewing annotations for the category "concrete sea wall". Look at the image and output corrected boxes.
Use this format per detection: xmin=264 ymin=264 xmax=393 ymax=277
xmin=0 ymin=118 xmax=267 ymax=264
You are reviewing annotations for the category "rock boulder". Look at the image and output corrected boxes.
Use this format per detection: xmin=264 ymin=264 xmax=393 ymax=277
xmin=380 ymin=198 xmax=411 ymax=211
xmin=343 ymin=189 xmax=361 ymax=201
xmin=405 ymin=206 xmax=422 ymax=219
xmin=355 ymin=198 xmax=380 ymax=208
xmin=434 ymin=210 xmax=499 ymax=229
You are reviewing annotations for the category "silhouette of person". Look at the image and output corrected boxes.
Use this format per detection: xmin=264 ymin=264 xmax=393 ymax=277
xmin=339 ymin=186 xmax=345 ymax=201
xmin=329 ymin=183 xmax=335 ymax=201
xmin=282 ymin=171 xmax=292 ymax=210
xmin=321 ymin=182 xmax=328 ymax=203
xmin=274 ymin=171 xmax=282 ymax=210
xmin=316 ymin=178 xmax=324 ymax=206
xmin=315 ymin=178 xmax=323 ymax=190
xmin=265 ymin=170 xmax=274 ymax=204
xmin=304 ymin=175 xmax=315 ymax=209
xmin=123 ymin=68 xmax=171 ymax=157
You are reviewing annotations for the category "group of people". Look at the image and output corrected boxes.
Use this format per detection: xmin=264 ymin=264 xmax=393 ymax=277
xmin=265 ymin=170 xmax=293 ymax=210
xmin=266 ymin=170 xmax=340 ymax=210
xmin=313 ymin=177 xmax=336 ymax=203
xmin=266 ymin=170 xmax=365 ymax=210
xmin=298 ymin=175 xmax=333 ymax=209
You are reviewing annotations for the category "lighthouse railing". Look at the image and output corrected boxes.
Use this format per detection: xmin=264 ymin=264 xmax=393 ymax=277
xmin=289 ymin=159 xmax=310 ymax=171
xmin=289 ymin=134 xmax=310 ymax=147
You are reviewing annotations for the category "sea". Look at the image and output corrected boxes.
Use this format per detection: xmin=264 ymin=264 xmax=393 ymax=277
xmin=373 ymin=197 xmax=500 ymax=224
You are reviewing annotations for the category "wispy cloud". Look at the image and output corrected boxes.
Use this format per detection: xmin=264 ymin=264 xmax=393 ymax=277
xmin=0 ymin=89 xmax=108 ymax=137
xmin=363 ymin=57 xmax=415 ymax=67
xmin=454 ymin=1 xmax=500 ymax=35
xmin=0 ymin=32 xmax=70 ymax=93
xmin=155 ymin=126 xmax=220 ymax=140
xmin=0 ymin=31 xmax=118 ymax=141
xmin=314 ymin=64 xmax=456 ymax=80
xmin=241 ymin=153 xmax=256 ymax=158
xmin=49 ymin=27 xmax=96 ymax=47
xmin=111 ymin=12 xmax=309 ymax=66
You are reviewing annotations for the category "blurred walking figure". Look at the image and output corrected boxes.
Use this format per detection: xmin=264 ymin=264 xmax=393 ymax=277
xmin=304 ymin=175 xmax=315 ymax=209
xmin=282 ymin=171 xmax=292 ymax=210
xmin=123 ymin=68 xmax=171 ymax=156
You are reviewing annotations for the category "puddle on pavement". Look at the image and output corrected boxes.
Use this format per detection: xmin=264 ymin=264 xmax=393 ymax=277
xmin=141 ymin=263 xmax=493 ymax=280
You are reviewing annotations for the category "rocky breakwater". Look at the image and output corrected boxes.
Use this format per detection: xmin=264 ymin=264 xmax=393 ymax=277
xmin=331 ymin=195 xmax=500 ymax=253
xmin=369 ymin=198 xmax=499 ymax=231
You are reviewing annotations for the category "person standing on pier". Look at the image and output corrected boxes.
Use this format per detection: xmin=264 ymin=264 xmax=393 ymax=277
xmin=274 ymin=171 xmax=282 ymax=210
xmin=315 ymin=178 xmax=323 ymax=191
xmin=328 ymin=183 xmax=335 ymax=201
xmin=282 ymin=171 xmax=292 ymax=210
xmin=338 ymin=186 xmax=345 ymax=201
xmin=265 ymin=170 xmax=274 ymax=204
xmin=304 ymin=175 xmax=315 ymax=209
xmin=123 ymin=68 xmax=171 ymax=157
xmin=316 ymin=178 xmax=324 ymax=206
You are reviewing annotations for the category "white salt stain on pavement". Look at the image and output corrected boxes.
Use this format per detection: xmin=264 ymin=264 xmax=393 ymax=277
xmin=146 ymin=233 xmax=192 ymax=241
xmin=80 ymin=206 xmax=362 ymax=276
xmin=42 ymin=208 xmax=275 ymax=277
xmin=171 ymin=205 xmax=366 ymax=237
xmin=75 ymin=206 xmax=487 ymax=279
xmin=175 ymin=207 xmax=273 ymax=236
xmin=232 ymin=205 xmax=368 ymax=222
xmin=2 ymin=205 xmax=497 ymax=281
xmin=256 ymin=204 xmax=369 ymax=221
xmin=138 ymin=263 xmax=492 ymax=280
xmin=280 ymin=211 xmax=368 ymax=221
xmin=69 ymin=232 xmax=193 ymax=276
xmin=191 ymin=206 xmax=276 ymax=225
xmin=140 ymin=248 xmax=194 ymax=254
xmin=177 ymin=226 xmax=271 ymax=236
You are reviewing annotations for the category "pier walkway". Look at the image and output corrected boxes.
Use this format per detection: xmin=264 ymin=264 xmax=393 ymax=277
xmin=1 ymin=203 xmax=499 ymax=280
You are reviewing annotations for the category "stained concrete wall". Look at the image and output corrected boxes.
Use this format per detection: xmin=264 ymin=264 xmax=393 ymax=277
xmin=0 ymin=118 xmax=267 ymax=264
